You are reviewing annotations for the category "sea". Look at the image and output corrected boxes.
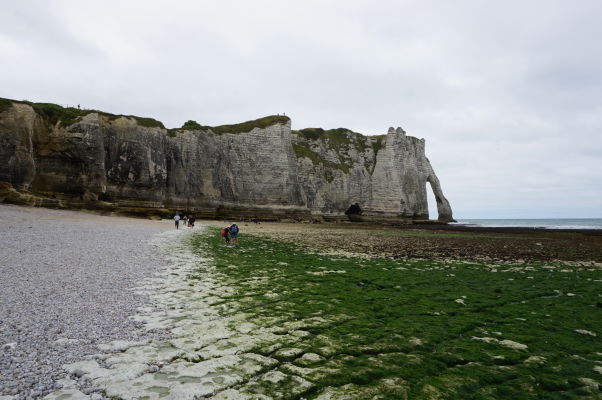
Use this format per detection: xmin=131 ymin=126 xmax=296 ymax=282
xmin=453 ymin=218 xmax=602 ymax=230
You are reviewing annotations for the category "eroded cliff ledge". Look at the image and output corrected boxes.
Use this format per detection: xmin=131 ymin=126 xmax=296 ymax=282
xmin=0 ymin=98 xmax=454 ymax=222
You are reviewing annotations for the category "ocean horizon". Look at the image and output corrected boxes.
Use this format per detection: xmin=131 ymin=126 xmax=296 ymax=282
xmin=453 ymin=218 xmax=602 ymax=230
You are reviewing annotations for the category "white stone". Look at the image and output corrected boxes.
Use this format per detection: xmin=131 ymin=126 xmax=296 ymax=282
xmin=525 ymin=356 xmax=546 ymax=364
xmin=578 ymin=377 xmax=599 ymax=390
xmin=55 ymin=378 xmax=78 ymax=389
xmin=43 ymin=389 xmax=90 ymax=400
xmin=499 ymin=340 xmax=528 ymax=351
xmin=97 ymin=340 xmax=147 ymax=352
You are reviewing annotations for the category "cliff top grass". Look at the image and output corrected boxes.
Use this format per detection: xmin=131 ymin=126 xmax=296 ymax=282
xmin=0 ymin=98 xmax=13 ymax=114
xmin=293 ymin=127 xmax=385 ymax=142
xmin=210 ymin=115 xmax=290 ymax=134
xmin=1 ymin=96 xmax=384 ymax=145
xmin=180 ymin=120 xmax=210 ymax=130
xmin=0 ymin=98 xmax=93 ymax=126
xmin=175 ymin=115 xmax=290 ymax=135
xmin=293 ymin=127 xmax=386 ymax=154
xmin=293 ymin=127 xmax=356 ymax=140
xmin=106 ymin=114 xmax=165 ymax=128
xmin=0 ymin=97 xmax=165 ymax=128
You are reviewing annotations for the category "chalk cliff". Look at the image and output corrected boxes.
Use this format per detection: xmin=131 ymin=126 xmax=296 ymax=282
xmin=0 ymin=98 xmax=453 ymax=221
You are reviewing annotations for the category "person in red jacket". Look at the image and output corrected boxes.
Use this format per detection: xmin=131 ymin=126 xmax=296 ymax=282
xmin=220 ymin=226 xmax=230 ymax=245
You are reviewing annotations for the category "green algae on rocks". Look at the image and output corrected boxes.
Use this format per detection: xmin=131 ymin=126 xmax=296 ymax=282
xmin=188 ymin=229 xmax=602 ymax=399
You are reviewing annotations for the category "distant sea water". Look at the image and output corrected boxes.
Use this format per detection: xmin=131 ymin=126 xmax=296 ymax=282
xmin=453 ymin=218 xmax=602 ymax=230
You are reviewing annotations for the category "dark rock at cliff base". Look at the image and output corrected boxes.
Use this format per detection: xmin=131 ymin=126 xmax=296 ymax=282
xmin=0 ymin=99 xmax=453 ymax=221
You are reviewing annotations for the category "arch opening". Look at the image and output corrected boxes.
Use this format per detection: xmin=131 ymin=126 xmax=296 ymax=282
xmin=426 ymin=175 xmax=455 ymax=222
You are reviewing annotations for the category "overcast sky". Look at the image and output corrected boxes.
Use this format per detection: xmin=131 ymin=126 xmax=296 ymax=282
xmin=1 ymin=1 xmax=601 ymax=218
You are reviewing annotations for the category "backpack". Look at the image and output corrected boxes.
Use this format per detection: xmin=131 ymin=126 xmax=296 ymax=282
xmin=230 ymin=225 xmax=239 ymax=234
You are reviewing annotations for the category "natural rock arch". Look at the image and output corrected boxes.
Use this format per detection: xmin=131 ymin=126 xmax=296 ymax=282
xmin=426 ymin=160 xmax=454 ymax=222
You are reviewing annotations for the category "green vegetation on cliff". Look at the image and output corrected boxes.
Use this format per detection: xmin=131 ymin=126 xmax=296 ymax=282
xmin=293 ymin=128 xmax=386 ymax=155
xmin=293 ymin=127 xmax=355 ymax=141
xmin=210 ymin=115 xmax=290 ymax=134
xmin=0 ymin=97 xmax=385 ymax=161
xmin=0 ymin=98 xmax=13 ymax=114
xmin=0 ymin=97 xmax=165 ymax=128
xmin=292 ymin=142 xmax=351 ymax=176
xmin=173 ymin=115 xmax=290 ymax=135
xmin=371 ymin=135 xmax=386 ymax=153
xmin=292 ymin=128 xmax=387 ymax=174
xmin=165 ymin=120 xmax=209 ymax=137
xmin=180 ymin=120 xmax=209 ymax=130
xmin=25 ymin=102 xmax=92 ymax=126
xmin=108 ymin=114 xmax=165 ymax=129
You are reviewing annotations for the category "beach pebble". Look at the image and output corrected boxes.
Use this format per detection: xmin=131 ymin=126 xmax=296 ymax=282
xmin=0 ymin=205 xmax=172 ymax=398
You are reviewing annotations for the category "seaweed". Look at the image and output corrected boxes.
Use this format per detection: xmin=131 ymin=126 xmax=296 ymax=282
xmin=189 ymin=229 xmax=602 ymax=399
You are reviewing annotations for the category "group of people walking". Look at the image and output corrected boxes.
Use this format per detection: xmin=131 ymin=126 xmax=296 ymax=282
xmin=173 ymin=212 xmax=241 ymax=246
xmin=173 ymin=212 xmax=195 ymax=229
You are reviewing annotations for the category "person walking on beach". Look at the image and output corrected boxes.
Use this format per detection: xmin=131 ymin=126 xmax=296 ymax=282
xmin=174 ymin=212 xmax=181 ymax=229
xmin=221 ymin=226 xmax=230 ymax=245
xmin=229 ymin=223 xmax=240 ymax=246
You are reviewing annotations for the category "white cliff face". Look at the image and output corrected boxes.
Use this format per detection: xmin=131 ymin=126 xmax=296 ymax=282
xmin=368 ymin=128 xmax=410 ymax=216
xmin=0 ymin=100 xmax=453 ymax=221
xmin=194 ymin=121 xmax=304 ymax=209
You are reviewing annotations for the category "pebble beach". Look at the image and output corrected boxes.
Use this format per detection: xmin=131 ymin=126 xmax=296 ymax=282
xmin=0 ymin=205 xmax=174 ymax=399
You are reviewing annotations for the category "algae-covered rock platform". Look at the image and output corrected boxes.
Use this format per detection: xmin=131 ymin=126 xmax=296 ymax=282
xmin=43 ymin=221 xmax=602 ymax=400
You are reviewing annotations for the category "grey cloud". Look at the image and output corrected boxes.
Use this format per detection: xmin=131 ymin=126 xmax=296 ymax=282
xmin=1 ymin=0 xmax=601 ymax=218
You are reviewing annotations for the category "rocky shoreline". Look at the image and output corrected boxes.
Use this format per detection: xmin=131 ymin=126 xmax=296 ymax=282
xmin=210 ymin=220 xmax=602 ymax=262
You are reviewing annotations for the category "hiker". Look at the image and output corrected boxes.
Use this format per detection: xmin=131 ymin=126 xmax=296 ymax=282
xmin=188 ymin=216 xmax=195 ymax=228
xmin=229 ymin=223 xmax=240 ymax=245
xmin=182 ymin=215 xmax=188 ymax=226
xmin=174 ymin=212 xmax=181 ymax=229
xmin=220 ymin=226 xmax=230 ymax=245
